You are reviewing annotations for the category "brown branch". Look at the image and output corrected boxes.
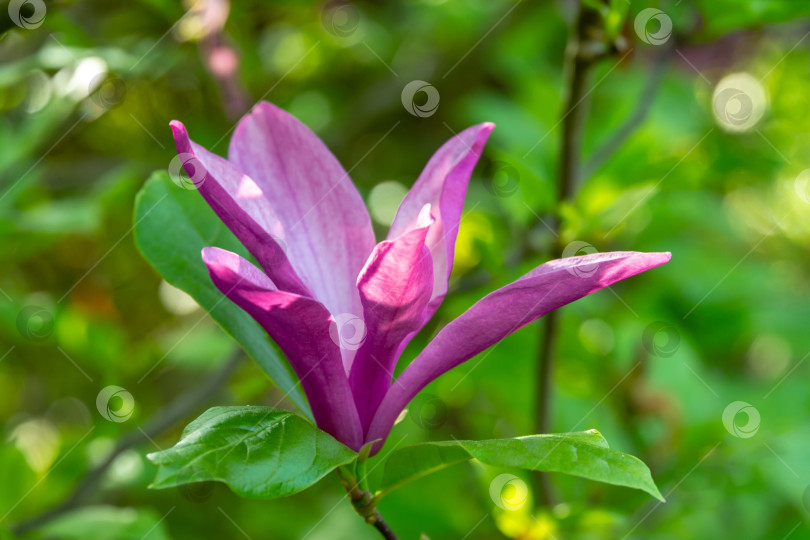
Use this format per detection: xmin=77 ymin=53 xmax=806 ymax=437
xmin=337 ymin=467 xmax=400 ymax=540
xmin=534 ymin=0 xmax=616 ymax=507
xmin=367 ymin=512 xmax=400 ymax=540
xmin=534 ymin=20 xmax=673 ymax=505
xmin=535 ymin=310 xmax=561 ymax=505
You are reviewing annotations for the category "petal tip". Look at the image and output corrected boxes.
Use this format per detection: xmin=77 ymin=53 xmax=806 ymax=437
xmin=200 ymin=246 xmax=216 ymax=264
xmin=201 ymin=246 xmax=228 ymax=265
xmin=656 ymin=251 xmax=672 ymax=264
xmin=629 ymin=251 xmax=671 ymax=268
xmin=254 ymin=100 xmax=273 ymax=111
xmin=638 ymin=251 xmax=671 ymax=271
xmin=170 ymin=120 xmax=192 ymax=156
xmin=252 ymin=100 xmax=283 ymax=119
xmin=169 ymin=120 xmax=187 ymax=138
xmin=470 ymin=122 xmax=495 ymax=151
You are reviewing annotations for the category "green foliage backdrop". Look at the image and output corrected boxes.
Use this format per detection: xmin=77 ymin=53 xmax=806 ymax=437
xmin=2 ymin=0 xmax=810 ymax=538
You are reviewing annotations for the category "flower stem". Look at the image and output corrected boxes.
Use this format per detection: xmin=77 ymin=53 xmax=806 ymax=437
xmin=356 ymin=455 xmax=370 ymax=492
xmin=336 ymin=466 xmax=400 ymax=540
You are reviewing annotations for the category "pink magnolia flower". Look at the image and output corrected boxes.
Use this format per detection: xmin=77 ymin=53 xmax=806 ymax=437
xmin=170 ymin=102 xmax=670 ymax=452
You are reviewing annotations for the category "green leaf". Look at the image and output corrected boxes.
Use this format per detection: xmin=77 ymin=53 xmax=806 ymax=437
xmin=133 ymin=171 xmax=309 ymax=416
xmin=38 ymin=506 xmax=169 ymax=540
xmin=378 ymin=430 xmax=663 ymax=501
xmin=146 ymin=406 xmax=357 ymax=498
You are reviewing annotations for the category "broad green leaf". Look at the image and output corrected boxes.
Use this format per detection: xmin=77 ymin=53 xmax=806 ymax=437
xmin=147 ymin=406 xmax=357 ymax=498
xmin=38 ymin=506 xmax=169 ymax=540
xmin=378 ymin=429 xmax=663 ymax=501
xmin=133 ymin=171 xmax=309 ymax=416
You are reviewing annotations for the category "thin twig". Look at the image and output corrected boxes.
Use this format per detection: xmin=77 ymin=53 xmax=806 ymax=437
xmin=534 ymin=18 xmax=673 ymax=493
xmin=368 ymin=513 xmax=400 ymax=540
xmin=535 ymin=310 xmax=560 ymax=505
xmin=534 ymin=0 xmax=614 ymax=507
xmin=9 ymin=350 xmax=244 ymax=536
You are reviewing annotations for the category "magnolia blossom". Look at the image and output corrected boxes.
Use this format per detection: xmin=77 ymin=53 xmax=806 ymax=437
xmin=170 ymin=102 xmax=670 ymax=452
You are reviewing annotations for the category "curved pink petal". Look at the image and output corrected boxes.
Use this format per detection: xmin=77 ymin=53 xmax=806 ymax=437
xmin=366 ymin=251 xmax=672 ymax=449
xmin=349 ymin=218 xmax=435 ymax=431
xmin=202 ymin=246 xmax=363 ymax=450
xmin=227 ymin=102 xmax=376 ymax=372
xmin=171 ymin=121 xmax=311 ymax=297
xmin=388 ymin=123 xmax=494 ymax=321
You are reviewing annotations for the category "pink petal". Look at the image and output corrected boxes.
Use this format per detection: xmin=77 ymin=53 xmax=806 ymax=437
xmin=170 ymin=121 xmax=311 ymax=297
xmin=388 ymin=123 xmax=494 ymax=320
xmin=202 ymin=246 xmax=363 ymax=450
xmin=349 ymin=222 xmax=434 ymax=430
xmin=227 ymin=102 xmax=376 ymax=371
xmin=366 ymin=251 xmax=672 ymax=449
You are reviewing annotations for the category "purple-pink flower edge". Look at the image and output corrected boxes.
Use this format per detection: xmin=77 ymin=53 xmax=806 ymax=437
xmin=169 ymin=101 xmax=671 ymax=453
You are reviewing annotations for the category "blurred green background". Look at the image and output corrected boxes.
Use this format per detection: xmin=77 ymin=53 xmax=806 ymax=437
xmin=3 ymin=0 xmax=810 ymax=538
